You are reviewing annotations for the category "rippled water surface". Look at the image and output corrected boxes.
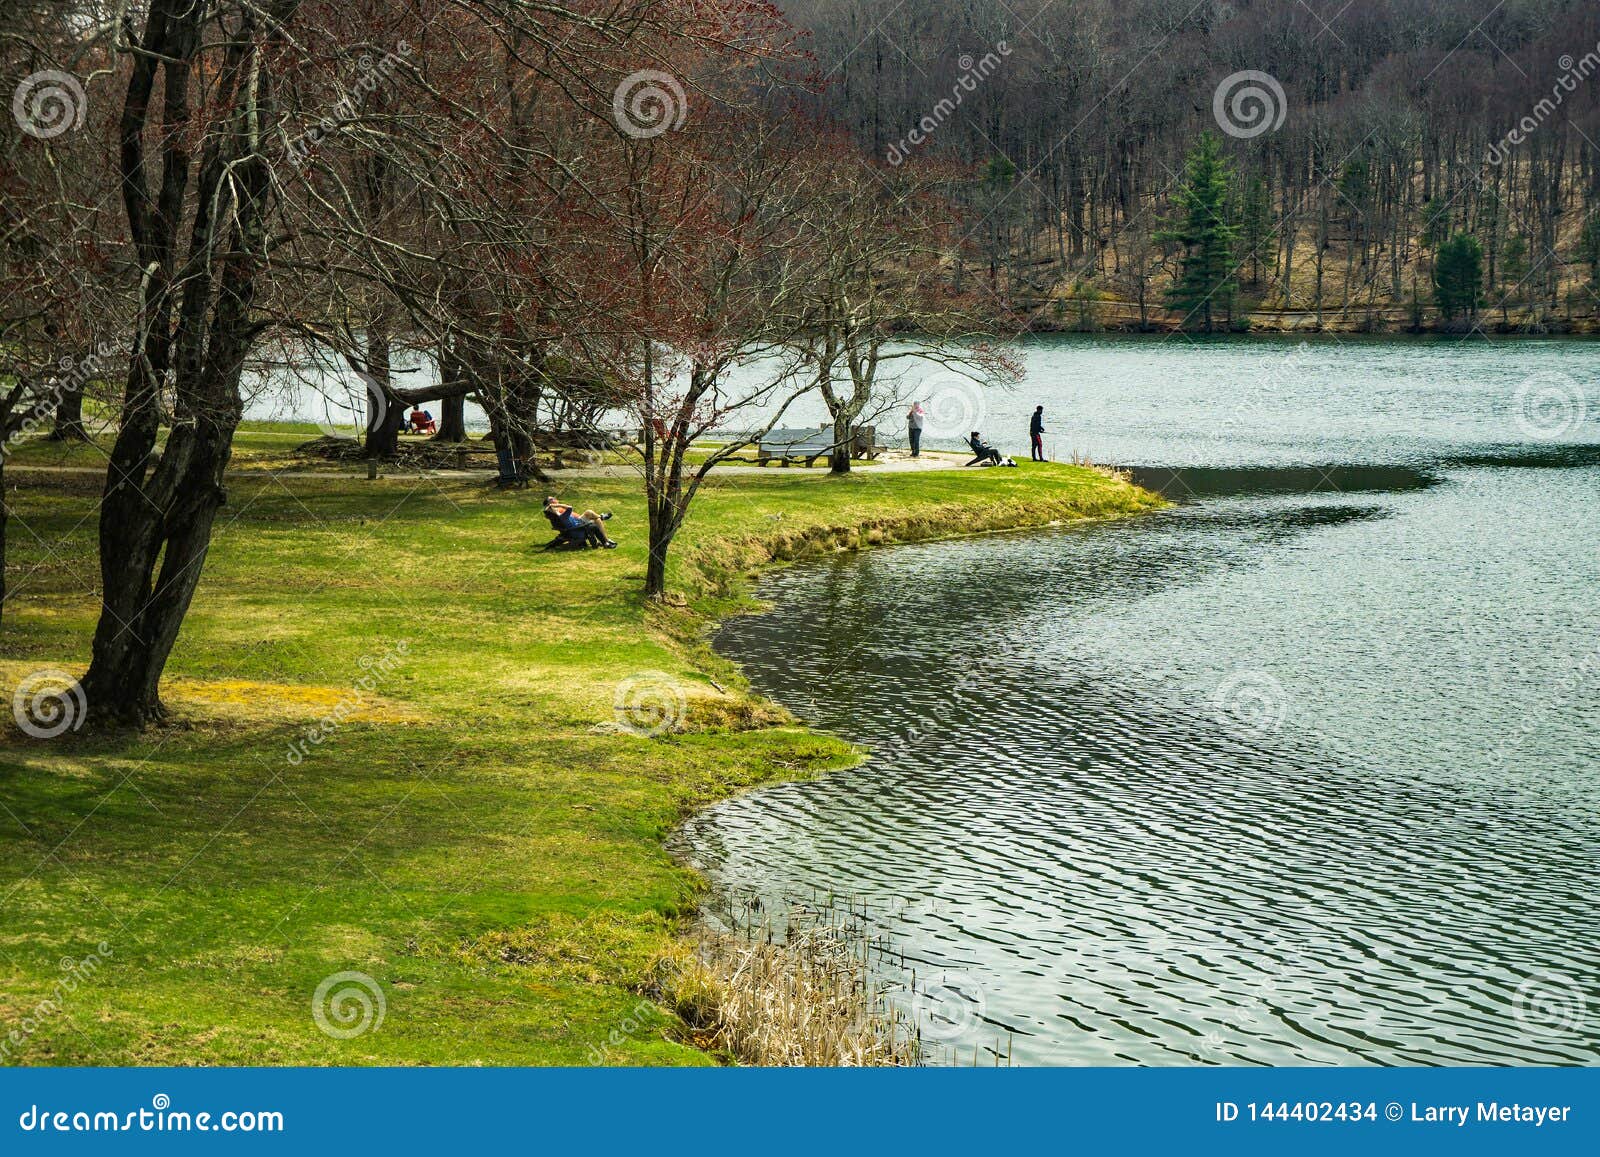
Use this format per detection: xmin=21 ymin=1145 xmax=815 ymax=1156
xmin=676 ymin=337 xmax=1600 ymax=1066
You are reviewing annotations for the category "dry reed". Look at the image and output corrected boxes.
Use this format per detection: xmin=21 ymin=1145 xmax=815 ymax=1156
xmin=654 ymin=896 xmax=919 ymax=1066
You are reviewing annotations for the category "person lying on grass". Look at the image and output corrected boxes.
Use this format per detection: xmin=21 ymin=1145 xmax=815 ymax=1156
xmin=542 ymin=497 xmax=618 ymax=549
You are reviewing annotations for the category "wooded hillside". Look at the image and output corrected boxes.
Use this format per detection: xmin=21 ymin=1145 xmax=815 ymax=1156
xmin=787 ymin=0 xmax=1600 ymax=330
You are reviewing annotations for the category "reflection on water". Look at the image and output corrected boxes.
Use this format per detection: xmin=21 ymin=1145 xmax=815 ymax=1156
xmin=1128 ymin=464 xmax=1438 ymax=499
xmin=677 ymin=339 xmax=1600 ymax=1066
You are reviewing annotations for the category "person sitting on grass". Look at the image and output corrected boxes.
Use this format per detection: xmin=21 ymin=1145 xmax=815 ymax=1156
xmin=542 ymin=497 xmax=617 ymax=550
xmin=966 ymin=430 xmax=1004 ymax=467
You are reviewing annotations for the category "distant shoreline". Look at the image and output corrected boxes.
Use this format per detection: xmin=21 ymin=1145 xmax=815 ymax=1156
xmin=1016 ymin=306 xmax=1600 ymax=337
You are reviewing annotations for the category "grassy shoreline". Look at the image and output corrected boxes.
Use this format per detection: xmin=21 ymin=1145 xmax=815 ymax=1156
xmin=1 ymin=432 xmax=1161 ymax=1065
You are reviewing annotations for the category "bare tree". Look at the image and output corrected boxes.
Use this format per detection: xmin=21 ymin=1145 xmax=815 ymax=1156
xmin=785 ymin=150 xmax=1019 ymax=474
xmin=1 ymin=2 xmax=125 ymax=626
xmin=594 ymin=105 xmax=818 ymax=599
xmin=80 ymin=0 xmax=305 ymax=723
xmin=76 ymin=0 xmax=672 ymax=719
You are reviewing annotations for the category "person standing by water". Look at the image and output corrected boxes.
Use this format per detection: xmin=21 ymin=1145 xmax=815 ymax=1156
xmin=1029 ymin=405 xmax=1046 ymax=462
xmin=907 ymin=402 xmax=925 ymax=458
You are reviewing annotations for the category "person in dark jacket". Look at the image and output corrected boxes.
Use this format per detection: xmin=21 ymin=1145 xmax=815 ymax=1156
xmin=965 ymin=431 xmax=1002 ymax=467
xmin=1029 ymin=406 xmax=1045 ymax=461
xmin=542 ymin=497 xmax=617 ymax=549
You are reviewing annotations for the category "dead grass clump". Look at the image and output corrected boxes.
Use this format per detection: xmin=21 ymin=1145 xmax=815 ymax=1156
xmin=655 ymin=911 xmax=916 ymax=1066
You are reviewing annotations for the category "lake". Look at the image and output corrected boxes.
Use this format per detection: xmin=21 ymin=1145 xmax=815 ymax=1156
xmin=674 ymin=335 xmax=1600 ymax=1066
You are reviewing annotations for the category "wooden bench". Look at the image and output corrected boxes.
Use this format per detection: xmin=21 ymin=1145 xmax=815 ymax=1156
xmin=851 ymin=424 xmax=885 ymax=460
xmin=757 ymin=426 xmax=836 ymax=466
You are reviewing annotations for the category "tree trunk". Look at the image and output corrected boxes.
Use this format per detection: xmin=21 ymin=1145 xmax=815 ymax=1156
xmin=644 ymin=488 xmax=678 ymax=599
xmin=434 ymin=392 xmax=466 ymax=441
xmin=82 ymin=0 xmax=288 ymax=725
xmin=507 ymin=413 xmax=535 ymax=470
xmin=82 ymin=422 xmax=237 ymax=724
xmin=49 ymin=388 xmax=88 ymax=440
xmin=830 ymin=413 xmax=852 ymax=474
xmin=483 ymin=393 xmax=547 ymax=484
xmin=644 ymin=526 xmax=670 ymax=598
xmin=362 ymin=328 xmax=400 ymax=459
xmin=364 ymin=394 xmax=405 ymax=459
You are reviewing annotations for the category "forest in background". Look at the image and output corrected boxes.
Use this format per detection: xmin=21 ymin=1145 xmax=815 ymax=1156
xmin=786 ymin=0 xmax=1600 ymax=331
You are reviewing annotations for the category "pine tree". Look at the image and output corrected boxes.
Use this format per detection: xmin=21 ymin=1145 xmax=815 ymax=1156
xmin=1157 ymin=134 xmax=1239 ymax=333
xmin=1433 ymin=233 xmax=1484 ymax=323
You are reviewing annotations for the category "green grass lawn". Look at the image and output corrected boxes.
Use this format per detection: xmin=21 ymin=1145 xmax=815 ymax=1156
xmin=4 ymin=423 xmax=333 ymax=473
xmin=0 ymin=429 xmax=1159 ymax=1065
